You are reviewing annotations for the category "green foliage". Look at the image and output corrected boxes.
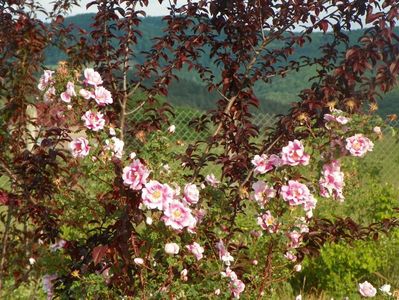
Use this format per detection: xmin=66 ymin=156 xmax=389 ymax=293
xmin=291 ymin=157 xmax=399 ymax=298
xmin=67 ymin=273 xmax=119 ymax=299
xmin=297 ymin=238 xmax=393 ymax=298
xmin=1 ymin=279 xmax=46 ymax=300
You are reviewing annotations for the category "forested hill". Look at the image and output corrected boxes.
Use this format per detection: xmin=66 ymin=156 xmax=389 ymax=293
xmin=45 ymin=14 xmax=399 ymax=117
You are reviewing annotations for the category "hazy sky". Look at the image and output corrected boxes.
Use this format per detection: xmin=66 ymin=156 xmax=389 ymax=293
xmin=38 ymin=0 xmax=177 ymax=17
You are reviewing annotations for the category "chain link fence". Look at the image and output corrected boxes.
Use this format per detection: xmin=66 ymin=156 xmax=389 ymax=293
xmin=167 ymin=109 xmax=277 ymax=143
xmin=364 ymin=120 xmax=399 ymax=186
xmin=133 ymin=109 xmax=399 ymax=185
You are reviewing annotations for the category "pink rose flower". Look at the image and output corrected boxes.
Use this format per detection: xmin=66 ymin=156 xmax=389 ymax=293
xmin=43 ymin=86 xmax=56 ymax=102
xmin=252 ymin=154 xmax=273 ymax=174
xmin=303 ymin=195 xmax=317 ymax=216
xmin=104 ymin=137 xmax=124 ymax=159
xmin=38 ymin=70 xmax=54 ymax=91
xmin=84 ymin=68 xmax=103 ymax=86
xmin=122 ymin=159 xmax=150 ymax=190
xmin=373 ymin=126 xmax=382 ymax=135
xmin=69 ymin=137 xmax=90 ymax=158
xmin=183 ymin=183 xmax=199 ymax=205
xmin=319 ymin=160 xmax=345 ymax=201
xmin=167 ymin=124 xmax=176 ymax=133
xmin=380 ymin=284 xmax=392 ymax=296
xmin=60 ymin=81 xmax=76 ymax=103
xmin=284 ymin=251 xmax=297 ymax=262
xmin=358 ymin=281 xmax=377 ymax=297
xmin=81 ymin=110 xmax=106 ymax=131
xmin=141 ymin=180 xmax=174 ymax=210
xmin=79 ymin=88 xmax=93 ymax=100
xmin=324 ymin=109 xmax=350 ymax=126
xmin=94 ymin=86 xmax=113 ymax=106
xmin=280 ymin=180 xmax=311 ymax=206
xmin=257 ymin=210 xmax=278 ymax=233
xmin=185 ymin=242 xmax=204 ymax=261
xmin=162 ymin=200 xmax=196 ymax=230
xmin=193 ymin=208 xmax=207 ymax=224
xmin=294 ymin=264 xmax=302 ymax=272
xmin=216 ymin=240 xmax=234 ymax=266
xmin=50 ymin=239 xmax=66 ymax=251
xmin=251 ymin=180 xmax=276 ymax=208
xmin=295 ymin=217 xmax=310 ymax=233
xmin=164 ymin=242 xmax=180 ymax=255
xmin=229 ymin=278 xmax=245 ymax=299
xmin=134 ymin=257 xmax=144 ymax=265
xmin=205 ymin=173 xmax=220 ymax=187
xmin=180 ymin=269 xmax=188 ymax=281
xmin=345 ymin=134 xmax=374 ymax=157
xmin=42 ymin=274 xmax=58 ymax=299
xmin=221 ymin=267 xmax=238 ymax=280
xmin=251 ymin=154 xmax=280 ymax=174
xmin=287 ymin=230 xmax=302 ymax=249
xmin=281 ymin=140 xmax=310 ymax=166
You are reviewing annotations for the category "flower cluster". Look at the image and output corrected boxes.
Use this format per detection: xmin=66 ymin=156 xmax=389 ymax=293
xmin=60 ymin=81 xmax=76 ymax=103
xmin=281 ymin=180 xmax=317 ymax=217
xmin=251 ymin=139 xmax=309 ymax=174
xmin=104 ymin=137 xmax=124 ymax=159
xmin=319 ymin=160 xmax=345 ymax=201
xmin=81 ymin=110 xmax=105 ymax=132
xmin=251 ymin=154 xmax=281 ymax=174
xmin=38 ymin=68 xmax=121 ymax=160
xmin=358 ymin=281 xmax=392 ymax=298
xmin=122 ymin=158 xmax=199 ymax=231
xmin=35 ymin=55 xmax=386 ymax=299
xmin=249 ymin=132 xmax=376 ymax=281
xmin=205 ymin=173 xmax=220 ymax=187
xmin=80 ymin=68 xmax=112 ymax=106
xmin=185 ymin=242 xmax=204 ymax=261
xmin=324 ymin=109 xmax=350 ymax=127
xmin=217 ymin=240 xmax=245 ymax=299
xmin=79 ymin=69 xmax=112 ymax=133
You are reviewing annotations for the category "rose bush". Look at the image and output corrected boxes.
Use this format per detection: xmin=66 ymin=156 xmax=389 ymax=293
xmin=1 ymin=1 xmax=399 ymax=299
xmin=19 ymin=66 xmax=395 ymax=299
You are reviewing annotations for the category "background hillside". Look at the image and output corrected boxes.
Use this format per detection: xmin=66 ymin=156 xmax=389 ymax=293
xmin=45 ymin=14 xmax=399 ymax=117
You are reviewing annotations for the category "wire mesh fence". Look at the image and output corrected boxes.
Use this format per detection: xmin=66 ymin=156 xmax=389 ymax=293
xmin=132 ymin=109 xmax=399 ymax=185
xmin=364 ymin=120 xmax=399 ymax=186
xmin=167 ymin=109 xmax=277 ymax=143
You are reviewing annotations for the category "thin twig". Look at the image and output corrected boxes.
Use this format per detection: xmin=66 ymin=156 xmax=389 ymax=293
xmin=125 ymin=100 xmax=146 ymax=116
xmin=257 ymin=240 xmax=274 ymax=299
